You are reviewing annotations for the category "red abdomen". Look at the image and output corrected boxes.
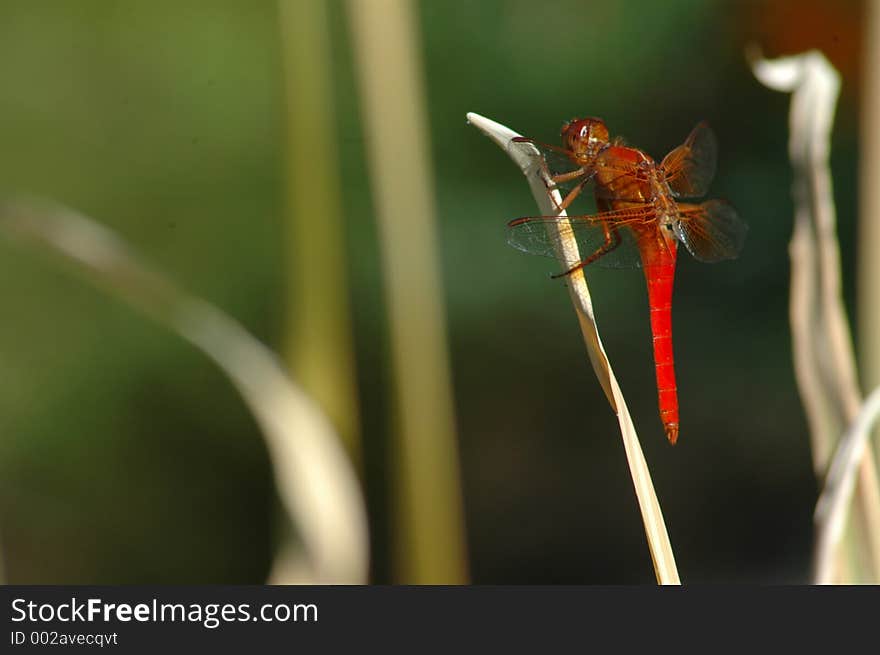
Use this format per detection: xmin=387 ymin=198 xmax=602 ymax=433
xmin=639 ymin=228 xmax=678 ymax=444
xmin=635 ymin=225 xmax=679 ymax=444
xmin=596 ymin=186 xmax=681 ymax=444
xmin=646 ymin=264 xmax=679 ymax=443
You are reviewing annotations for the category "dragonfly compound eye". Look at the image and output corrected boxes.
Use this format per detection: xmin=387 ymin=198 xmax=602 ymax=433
xmin=585 ymin=118 xmax=609 ymax=147
xmin=562 ymin=117 xmax=609 ymax=156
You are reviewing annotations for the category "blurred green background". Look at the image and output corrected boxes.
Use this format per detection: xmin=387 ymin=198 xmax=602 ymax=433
xmin=0 ymin=0 xmax=864 ymax=583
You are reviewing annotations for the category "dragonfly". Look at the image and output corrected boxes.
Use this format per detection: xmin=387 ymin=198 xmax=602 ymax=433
xmin=506 ymin=117 xmax=747 ymax=445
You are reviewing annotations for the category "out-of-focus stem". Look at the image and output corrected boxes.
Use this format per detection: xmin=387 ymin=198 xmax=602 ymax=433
xmin=1 ymin=200 xmax=370 ymax=583
xmin=814 ymin=386 xmax=880 ymax=583
xmin=753 ymin=51 xmax=880 ymax=582
xmin=279 ymin=0 xmax=362 ymax=460
xmin=346 ymin=0 xmax=468 ymax=583
xmin=788 ymin=204 xmax=837 ymax=470
xmin=805 ymin=43 xmax=880 ymax=581
xmin=859 ymin=0 xmax=880 ymax=409
xmin=856 ymin=0 xmax=880 ymax=580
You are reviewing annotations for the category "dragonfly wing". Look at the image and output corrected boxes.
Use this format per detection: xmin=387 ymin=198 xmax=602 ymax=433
xmin=506 ymin=137 xmax=593 ymax=196
xmin=594 ymin=225 xmax=644 ymax=269
xmin=507 ymin=207 xmax=653 ymax=271
xmin=674 ymin=200 xmax=747 ymax=262
xmin=507 ymin=215 xmax=570 ymax=257
xmin=661 ymin=122 xmax=718 ymax=198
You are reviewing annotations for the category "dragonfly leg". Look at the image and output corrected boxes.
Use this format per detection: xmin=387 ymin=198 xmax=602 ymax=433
xmin=551 ymin=168 xmax=586 ymax=184
xmin=551 ymin=224 xmax=621 ymax=279
xmin=555 ymin=178 xmax=589 ymax=212
xmin=548 ymin=169 xmax=587 ymax=211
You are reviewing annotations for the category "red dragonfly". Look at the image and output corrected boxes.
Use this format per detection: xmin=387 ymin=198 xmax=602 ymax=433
xmin=507 ymin=118 xmax=747 ymax=445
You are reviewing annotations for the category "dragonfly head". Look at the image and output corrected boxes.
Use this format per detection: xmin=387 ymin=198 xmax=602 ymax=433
xmin=561 ymin=117 xmax=609 ymax=160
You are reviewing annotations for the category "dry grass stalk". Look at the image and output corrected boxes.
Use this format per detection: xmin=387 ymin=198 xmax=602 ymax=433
xmin=752 ymin=50 xmax=880 ymax=582
xmin=858 ymin=0 xmax=880 ymax=417
xmin=347 ymin=0 xmax=468 ymax=584
xmin=814 ymin=387 xmax=880 ymax=582
xmin=278 ymin=0 xmax=363 ymax=461
xmin=467 ymin=112 xmax=680 ymax=585
xmin=0 ymin=199 xmax=370 ymax=583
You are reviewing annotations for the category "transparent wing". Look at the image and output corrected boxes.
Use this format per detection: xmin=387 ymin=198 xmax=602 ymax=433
xmin=506 ymin=206 xmax=654 ymax=270
xmin=507 ymin=136 xmax=594 ymax=196
xmin=660 ymin=122 xmax=718 ymax=199
xmin=674 ymin=200 xmax=747 ymax=262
